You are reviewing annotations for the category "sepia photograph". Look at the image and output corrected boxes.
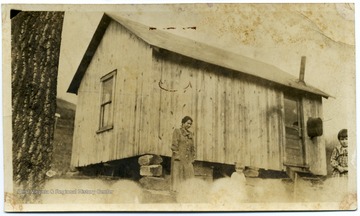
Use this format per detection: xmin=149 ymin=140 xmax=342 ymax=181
xmin=1 ymin=1 xmax=357 ymax=212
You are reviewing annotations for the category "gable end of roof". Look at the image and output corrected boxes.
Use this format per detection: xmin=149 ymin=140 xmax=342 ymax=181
xmin=67 ymin=13 xmax=330 ymax=98
xmin=67 ymin=14 xmax=111 ymax=94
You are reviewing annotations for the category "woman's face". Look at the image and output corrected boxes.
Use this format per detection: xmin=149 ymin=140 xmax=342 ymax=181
xmin=182 ymin=120 xmax=192 ymax=130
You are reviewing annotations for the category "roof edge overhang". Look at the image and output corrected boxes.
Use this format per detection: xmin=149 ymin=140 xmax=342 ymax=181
xmin=107 ymin=13 xmax=330 ymax=99
xmin=67 ymin=12 xmax=330 ymax=99
xmin=67 ymin=14 xmax=112 ymax=94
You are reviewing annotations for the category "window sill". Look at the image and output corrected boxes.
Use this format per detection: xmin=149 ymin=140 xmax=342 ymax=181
xmin=96 ymin=125 xmax=113 ymax=134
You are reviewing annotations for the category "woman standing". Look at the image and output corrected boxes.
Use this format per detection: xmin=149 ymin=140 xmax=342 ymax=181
xmin=171 ymin=116 xmax=196 ymax=192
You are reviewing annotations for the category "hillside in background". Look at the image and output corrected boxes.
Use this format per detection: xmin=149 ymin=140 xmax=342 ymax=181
xmin=51 ymin=98 xmax=76 ymax=175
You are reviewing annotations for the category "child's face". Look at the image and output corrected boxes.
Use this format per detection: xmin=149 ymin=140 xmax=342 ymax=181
xmin=339 ymin=136 xmax=348 ymax=147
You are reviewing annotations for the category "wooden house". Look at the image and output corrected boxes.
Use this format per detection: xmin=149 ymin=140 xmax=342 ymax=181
xmin=67 ymin=13 xmax=330 ymax=177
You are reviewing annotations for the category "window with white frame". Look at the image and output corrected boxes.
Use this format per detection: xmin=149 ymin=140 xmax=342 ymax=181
xmin=98 ymin=70 xmax=116 ymax=132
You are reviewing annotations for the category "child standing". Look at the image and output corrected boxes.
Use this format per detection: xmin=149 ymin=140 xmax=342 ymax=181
xmin=330 ymin=129 xmax=348 ymax=177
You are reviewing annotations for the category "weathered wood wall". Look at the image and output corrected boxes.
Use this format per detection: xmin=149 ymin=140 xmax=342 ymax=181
xmin=152 ymin=50 xmax=285 ymax=171
xmin=71 ymin=20 xmax=325 ymax=174
xmin=302 ymin=96 xmax=327 ymax=175
xmin=71 ymin=20 xmax=153 ymax=167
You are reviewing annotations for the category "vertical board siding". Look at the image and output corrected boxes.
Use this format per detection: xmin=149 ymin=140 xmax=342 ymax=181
xmin=233 ymin=76 xmax=246 ymax=165
xmin=197 ymin=68 xmax=207 ymax=160
xmin=71 ymin=21 xmax=153 ymax=167
xmin=224 ymin=74 xmax=232 ymax=163
xmin=72 ymin=21 xmax=287 ymax=172
xmin=157 ymin=57 xmax=170 ymax=155
xmin=212 ymin=72 xmax=220 ymax=162
xmin=267 ymin=89 xmax=283 ymax=169
xmin=303 ymin=97 xmax=326 ymax=175
xmin=152 ymin=51 xmax=284 ymax=171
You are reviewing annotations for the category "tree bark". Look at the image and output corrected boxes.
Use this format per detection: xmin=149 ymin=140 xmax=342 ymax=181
xmin=11 ymin=11 xmax=64 ymax=203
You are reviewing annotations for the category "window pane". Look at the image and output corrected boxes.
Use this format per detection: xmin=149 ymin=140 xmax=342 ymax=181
xmin=103 ymin=104 xmax=109 ymax=127
xmin=101 ymin=103 xmax=113 ymax=128
xmin=105 ymin=103 xmax=112 ymax=127
xmin=102 ymin=78 xmax=113 ymax=103
xmin=99 ymin=71 xmax=116 ymax=130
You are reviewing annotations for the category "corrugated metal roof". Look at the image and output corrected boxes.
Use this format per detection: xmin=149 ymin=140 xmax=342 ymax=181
xmin=68 ymin=13 xmax=330 ymax=98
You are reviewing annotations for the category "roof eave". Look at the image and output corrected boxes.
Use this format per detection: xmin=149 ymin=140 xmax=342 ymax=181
xmin=107 ymin=13 xmax=330 ymax=99
xmin=67 ymin=14 xmax=111 ymax=94
xmin=68 ymin=13 xmax=330 ymax=99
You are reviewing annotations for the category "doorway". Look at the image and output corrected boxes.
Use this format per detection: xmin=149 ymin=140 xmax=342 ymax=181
xmin=284 ymin=95 xmax=305 ymax=167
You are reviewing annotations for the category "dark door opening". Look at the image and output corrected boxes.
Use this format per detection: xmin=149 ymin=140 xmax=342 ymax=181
xmin=284 ymin=95 xmax=305 ymax=167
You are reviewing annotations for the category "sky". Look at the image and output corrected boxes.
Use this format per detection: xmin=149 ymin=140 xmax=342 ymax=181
xmin=55 ymin=3 xmax=355 ymax=140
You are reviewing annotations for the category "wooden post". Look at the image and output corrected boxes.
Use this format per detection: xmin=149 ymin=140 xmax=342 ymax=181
xmin=54 ymin=113 xmax=61 ymax=131
xmin=299 ymin=56 xmax=306 ymax=84
xmin=293 ymin=172 xmax=298 ymax=201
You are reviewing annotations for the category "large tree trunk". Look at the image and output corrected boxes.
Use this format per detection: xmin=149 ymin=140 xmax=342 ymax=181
xmin=11 ymin=11 xmax=64 ymax=203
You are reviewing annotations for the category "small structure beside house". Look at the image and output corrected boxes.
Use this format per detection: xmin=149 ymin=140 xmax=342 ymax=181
xmin=67 ymin=13 xmax=330 ymax=180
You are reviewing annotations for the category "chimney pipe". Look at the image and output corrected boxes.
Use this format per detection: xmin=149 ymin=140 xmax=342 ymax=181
xmin=299 ymin=56 xmax=306 ymax=84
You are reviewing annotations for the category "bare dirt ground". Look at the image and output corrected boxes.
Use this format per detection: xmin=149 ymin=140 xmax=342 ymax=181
xmin=45 ymin=99 xmax=355 ymax=209
xmin=39 ymin=174 xmax=353 ymax=206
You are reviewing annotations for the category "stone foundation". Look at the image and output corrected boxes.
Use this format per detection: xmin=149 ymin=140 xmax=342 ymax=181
xmin=140 ymin=165 xmax=163 ymax=177
xmin=138 ymin=154 xmax=168 ymax=191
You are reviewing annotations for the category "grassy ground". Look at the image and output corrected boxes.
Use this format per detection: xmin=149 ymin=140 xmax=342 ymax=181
xmin=50 ymin=98 xmax=76 ymax=175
